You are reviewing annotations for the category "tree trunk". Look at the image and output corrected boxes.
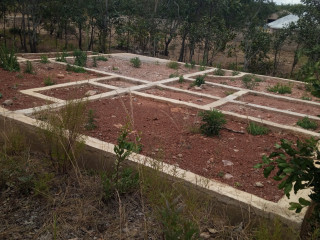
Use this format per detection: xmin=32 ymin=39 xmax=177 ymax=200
xmin=78 ymin=22 xmax=82 ymax=50
xmin=178 ymin=32 xmax=187 ymax=62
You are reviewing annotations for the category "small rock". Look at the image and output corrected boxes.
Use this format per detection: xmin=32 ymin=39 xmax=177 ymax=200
xmin=267 ymin=114 xmax=271 ymax=118
xmin=177 ymin=154 xmax=183 ymax=158
xmin=208 ymin=228 xmax=218 ymax=234
xmin=194 ymin=86 xmax=202 ymax=90
xmin=196 ymin=99 xmax=203 ymax=102
xmin=254 ymin=182 xmax=264 ymax=188
xmin=85 ymin=90 xmax=97 ymax=96
xmin=222 ymin=160 xmax=234 ymax=166
xmin=200 ymin=232 xmax=211 ymax=239
xmin=223 ymin=173 xmax=233 ymax=180
xmin=114 ymin=123 xmax=122 ymax=129
xmin=57 ymin=73 xmax=64 ymax=79
xmin=111 ymin=115 xmax=116 ymax=118
xmin=2 ymin=99 xmax=13 ymax=106
xmin=233 ymin=149 xmax=239 ymax=152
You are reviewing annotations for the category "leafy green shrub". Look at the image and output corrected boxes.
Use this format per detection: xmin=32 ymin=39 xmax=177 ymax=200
xmin=242 ymin=74 xmax=262 ymax=89
xmin=160 ymin=196 xmax=199 ymax=239
xmin=130 ymin=57 xmax=141 ymax=68
xmin=247 ymin=122 xmax=269 ymax=135
xmin=44 ymin=76 xmax=55 ymax=86
xmin=193 ymin=75 xmax=206 ymax=87
xmin=55 ymin=51 xmax=68 ymax=62
xmin=24 ymin=61 xmax=34 ymax=74
xmin=167 ymin=61 xmax=179 ymax=70
xmin=178 ymin=75 xmax=184 ymax=83
xmin=254 ymin=138 xmax=320 ymax=215
xmin=213 ymin=67 xmax=225 ymax=76
xmin=267 ymin=83 xmax=292 ymax=94
xmin=96 ymin=55 xmax=108 ymax=61
xmin=297 ymin=117 xmax=318 ymax=130
xmin=73 ymin=49 xmax=87 ymax=67
xmin=40 ymin=55 xmax=49 ymax=64
xmin=85 ymin=109 xmax=97 ymax=130
xmin=232 ymin=70 xmax=240 ymax=76
xmin=199 ymin=65 xmax=206 ymax=71
xmin=185 ymin=61 xmax=196 ymax=69
xmin=0 ymin=45 xmax=20 ymax=72
xmin=66 ymin=64 xmax=86 ymax=73
xmin=199 ymin=109 xmax=226 ymax=136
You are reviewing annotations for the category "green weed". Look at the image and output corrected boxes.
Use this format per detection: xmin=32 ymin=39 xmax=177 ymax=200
xmin=247 ymin=122 xmax=269 ymax=135
xmin=73 ymin=49 xmax=87 ymax=67
xmin=55 ymin=51 xmax=68 ymax=62
xmin=130 ymin=57 xmax=141 ymax=68
xmin=213 ymin=68 xmax=225 ymax=76
xmin=85 ymin=109 xmax=97 ymax=130
xmin=297 ymin=117 xmax=318 ymax=130
xmin=169 ymin=72 xmax=179 ymax=78
xmin=199 ymin=109 xmax=226 ymax=136
xmin=193 ymin=75 xmax=206 ymax=87
xmin=267 ymin=83 xmax=292 ymax=94
xmin=96 ymin=55 xmax=108 ymax=61
xmin=242 ymin=74 xmax=262 ymax=90
xmin=24 ymin=61 xmax=34 ymax=74
xmin=178 ymin=75 xmax=184 ymax=83
xmin=0 ymin=45 xmax=20 ymax=72
xmin=40 ymin=55 xmax=49 ymax=64
xmin=167 ymin=61 xmax=179 ymax=70
xmin=66 ymin=64 xmax=86 ymax=73
xmin=44 ymin=76 xmax=55 ymax=86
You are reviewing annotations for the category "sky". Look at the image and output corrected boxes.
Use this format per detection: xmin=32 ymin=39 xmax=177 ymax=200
xmin=273 ymin=0 xmax=301 ymax=4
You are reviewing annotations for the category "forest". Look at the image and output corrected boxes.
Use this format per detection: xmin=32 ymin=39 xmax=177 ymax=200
xmin=0 ymin=0 xmax=319 ymax=80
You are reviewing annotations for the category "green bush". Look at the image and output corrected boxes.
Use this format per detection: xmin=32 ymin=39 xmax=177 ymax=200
xmin=40 ymin=55 xmax=49 ymax=64
xmin=193 ymin=75 xmax=206 ymax=87
xmin=267 ymin=83 xmax=292 ymax=94
xmin=199 ymin=109 xmax=226 ymax=136
xmin=178 ymin=75 xmax=184 ymax=83
xmin=169 ymin=72 xmax=179 ymax=78
xmin=213 ymin=68 xmax=225 ymax=76
xmin=130 ymin=57 xmax=141 ymax=68
xmin=73 ymin=49 xmax=87 ymax=67
xmin=0 ymin=45 xmax=20 ymax=72
xmin=247 ymin=122 xmax=269 ymax=135
xmin=254 ymin=137 xmax=320 ymax=215
xmin=232 ymin=70 xmax=240 ymax=76
xmin=55 ymin=51 xmax=68 ymax=62
xmin=297 ymin=117 xmax=318 ymax=130
xmin=85 ymin=109 xmax=97 ymax=130
xmin=242 ymin=74 xmax=262 ymax=89
xmin=24 ymin=61 xmax=34 ymax=74
xmin=96 ymin=55 xmax=108 ymax=61
xmin=66 ymin=64 xmax=86 ymax=73
xmin=44 ymin=76 xmax=55 ymax=86
xmin=167 ymin=61 xmax=179 ymax=70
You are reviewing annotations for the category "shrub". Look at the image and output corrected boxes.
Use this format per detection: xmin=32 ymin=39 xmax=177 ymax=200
xmin=24 ymin=61 xmax=34 ymax=74
xmin=130 ymin=57 xmax=141 ymax=68
xmin=40 ymin=55 xmax=49 ymax=64
xmin=193 ymin=75 xmax=206 ymax=87
xmin=66 ymin=64 xmax=86 ymax=73
xmin=267 ymin=83 xmax=292 ymax=94
xmin=232 ymin=70 xmax=240 ymax=76
xmin=0 ymin=45 xmax=20 ymax=72
xmin=242 ymin=74 xmax=262 ymax=89
xmin=297 ymin=117 xmax=318 ymax=130
xmin=44 ymin=76 xmax=55 ymax=86
xmin=178 ymin=75 xmax=184 ymax=83
xmin=199 ymin=65 xmax=206 ymax=71
xmin=167 ymin=61 xmax=179 ymax=70
xmin=213 ymin=68 xmax=225 ymax=76
xmin=247 ymin=122 xmax=269 ymax=135
xmin=73 ymin=49 xmax=87 ymax=67
xmin=169 ymin=72 xmax=179 ymax=78
xmin=199 ymin=109 xmax=226 ymax=136
xmin=85 ymin=109 xmax=97 ymax=130
xmin=96 ymin=55 xmax=108 ymax=61
xmin=55 ymin=51 xmax=68 ymax=62
xmin=254 ymin=138 xmax=320 ymax=215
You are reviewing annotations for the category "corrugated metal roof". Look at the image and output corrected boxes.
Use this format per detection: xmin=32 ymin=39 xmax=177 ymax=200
xmin=267 ymin=14 xmax=299 ymax=29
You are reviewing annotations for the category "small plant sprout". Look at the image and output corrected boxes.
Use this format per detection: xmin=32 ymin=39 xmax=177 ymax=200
xmin=199 ymin=65 xmax=206 ymax=71
xmin=193 ymin=75 xmax=206 ymax=87
xmin=199 ymin=109 xmax=226 ymax=136
xmin=24 ymin=61 xmax=34 ymax=74
xmin=178 ymin=75 xmax=184 ymax=83
xmin=242 ymin=74 xmax=262 ymax=90
xmin=85 ymin=109 xmax=97 ymax=130
xmin=130 ymin=57 xmax=141 ymax=68
xmin=73 ymin=49 xmax=87 ymax=67
xmin=267 ymin=83 xmax=292 ymax=94
xmin=66 ymin=64 xmax=86 ymax=73
xmin=96 ymin=55 xmax=108 ymax=61
xmin=213 ymin=67 xmax=225 ymax=76
xmin=247 ymin=122 xmax=269 ymax=135
xmin=55 ymin=51 xmax=68 ymax=62
xmin=167 ymin=61 xmax=179 ymax=70
xmin=232 ymin=70 xmax=240 ymax=76
xmin=40 ymin=55 xmax=49 ymax=64
xmin=112 ymin=66 xmax=119 ymax=71
xmin=44 ymin=76 xmax=55 ymax=86
xmin=296 ymin=117 xmax=318 ymax=130
xmin=169 ymin=72 xmax=179 ymax=78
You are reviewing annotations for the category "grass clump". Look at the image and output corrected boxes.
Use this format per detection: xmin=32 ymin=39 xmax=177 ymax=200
xmin=85 ymin=109 xmax=97 ymax=130
xmin=40 ymin=55 xmax=49 ymax=64
xmin=55 ymin=51 xmax=68 ymax=62
xmin=130 ymin=57 xmax=141 ymax=68
xmin=0 ymin=45 xmax=20 ymax=72
xmin=199 ymin=109 xmax=226 ymax=136
xmin=192 ymin=75 xmax=206 ymax=87
xmin=95 ymin=55 xmax=108 ymax=61
xmin=296 ymin=117 xmax=318 ymax=130
xmin=267 ymin=83 xmax=292 ymax=94
xmin=213 ymin=67 xmax=225 ymax=76
xmin=185 ymin=61 xmax=196 ymax=69
xmin=178 ymin=75 xmax=184 ymax=83
xmin=247 ymin=122 xmax=269 ymax=135
xmin=44 ymin=76 xmax=55 ymax=86
xmin=73 ymin=49 xmax=87 ymax=67
xmin=24 ymin=61 xmax=34 ymax=74
xmin=242 ymin=74 xmax=262 ymax=90
xmin=232 ymin=70 xmax=240 ymax=76
xmin=169 ymin=72 xmax=179 ymax=78
xmin=167 ymin=61 xmax=179 ymax=70
xmin=66 ymin=64 xmax=86 ymax=73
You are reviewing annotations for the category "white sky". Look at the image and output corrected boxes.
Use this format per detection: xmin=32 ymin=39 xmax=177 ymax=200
xmin=273 ymin=0 xmax=301 ymax=4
